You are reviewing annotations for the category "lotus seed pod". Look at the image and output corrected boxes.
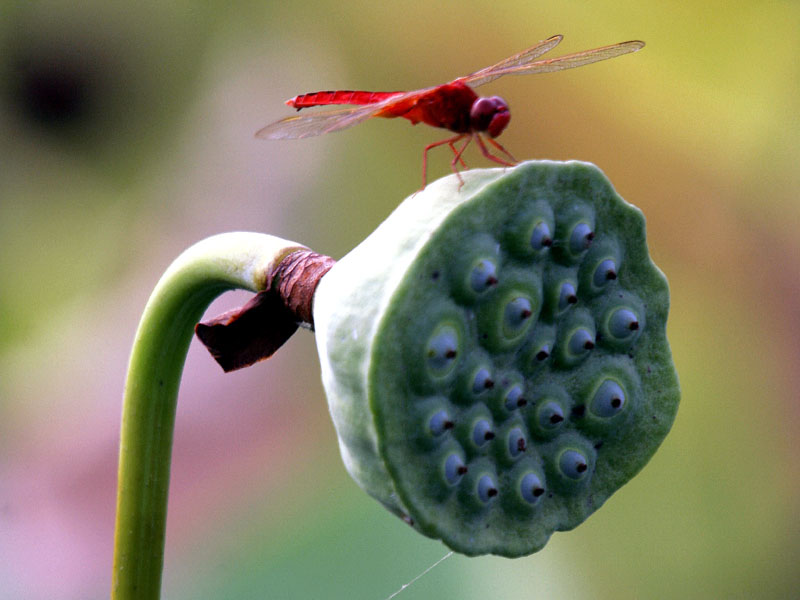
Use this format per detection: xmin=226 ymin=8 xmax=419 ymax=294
xmin=313 ymin=161 xmax=679 ymax=557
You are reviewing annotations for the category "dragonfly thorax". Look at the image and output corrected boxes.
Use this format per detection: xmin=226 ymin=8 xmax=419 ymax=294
xmin=470 ymin=96 xmax=510 ymax=138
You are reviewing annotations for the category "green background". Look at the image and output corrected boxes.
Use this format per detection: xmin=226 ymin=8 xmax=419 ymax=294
xmin=1 ymin=1 xmax=797 ymax=598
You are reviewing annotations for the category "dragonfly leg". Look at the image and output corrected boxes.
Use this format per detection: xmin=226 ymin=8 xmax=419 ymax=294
xmin=449 ymin=135 xmax=475 ymax=188
xmin=448 ymin=137 xmax=471 ymax=169
xmin=487 ymin=137 xmax=517 ymax=164
xmin=422 ymin=134 xmax=468 ymax=190
xmin=475 ymin=134 xmax=517 ymax=167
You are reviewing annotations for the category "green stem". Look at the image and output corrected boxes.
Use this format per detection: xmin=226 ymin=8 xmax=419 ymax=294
xmin=111 ymin=232 xmax=306 ymax=600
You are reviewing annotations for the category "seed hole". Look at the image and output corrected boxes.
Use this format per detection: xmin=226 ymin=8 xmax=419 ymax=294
xmin=429 ymin=410 xmax=453 ymax=436
xmin=472 ymin=419 xmax=494 ymax=446
xmin=504 ymin=385 xmax=525 ymax=411
xmin=472 ymin=368 xmax=494 ymax=393
xmin=470 ymin=259 xmax=498 ymax=293
xmin=508 ymin=428 xmax=526 ymax=457
xmin=478 ymin=475 xmax=498 ymax=503
xmin=559 ymin=449 xmax=590 ymax=480
xmin=530 ymin=222 xmax=553 ymax=251
xmin=569 ymin=223 xmax=594 ymax=254
xmin=590 ymin=380 xmax=626 ymax=418
xmin=538 ymin=401 xmax=565 ymax=431
xmin=444 ymin=454 xmax=467 ymax=484
xmin=520 ymin=472 xmax=545 ymax=504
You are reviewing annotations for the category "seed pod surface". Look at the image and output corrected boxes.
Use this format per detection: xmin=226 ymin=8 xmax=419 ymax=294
xmin=314 ymin=161 xmax=679 ymax=557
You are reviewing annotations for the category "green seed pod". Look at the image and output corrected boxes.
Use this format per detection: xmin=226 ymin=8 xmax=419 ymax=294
xmin=313 ymin=161 xmax=679 ymax=557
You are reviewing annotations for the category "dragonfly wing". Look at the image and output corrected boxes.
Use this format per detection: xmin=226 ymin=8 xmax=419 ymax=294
xmin=256 ymin=101 xmax=389 ymax=139
xmin=256 ymin=87 xmax=436 ymax=139
xmin=467 ymin=40 xmax=645 ymax=84
xmin=462 ymin=35 xmax=563 ymax=88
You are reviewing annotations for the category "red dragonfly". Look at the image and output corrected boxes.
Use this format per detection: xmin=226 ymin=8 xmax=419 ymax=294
xmin=256 ymin=35 xmax=644 ymax=188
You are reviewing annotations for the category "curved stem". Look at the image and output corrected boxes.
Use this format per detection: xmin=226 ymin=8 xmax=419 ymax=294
xmin=111 ymin=232 xmax=306 ymax=600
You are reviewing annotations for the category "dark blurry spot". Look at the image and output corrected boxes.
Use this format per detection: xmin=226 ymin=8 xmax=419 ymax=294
xmin=17 ymin=60 xmax=89 ymax=125
xmin=9 ymin=47 xmax=101 ymax=134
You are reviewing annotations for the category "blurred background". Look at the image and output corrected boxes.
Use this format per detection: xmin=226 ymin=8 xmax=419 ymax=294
xmin=1 ymin=1 xmax=798 ymax=598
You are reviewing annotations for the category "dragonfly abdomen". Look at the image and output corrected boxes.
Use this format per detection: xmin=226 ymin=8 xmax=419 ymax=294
xmin=287 ymin=90 xmax=404 ymax=110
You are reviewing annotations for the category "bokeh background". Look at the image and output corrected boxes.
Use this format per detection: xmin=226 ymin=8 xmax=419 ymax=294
xmin=1 ymin=1 xmax=798 ymax=598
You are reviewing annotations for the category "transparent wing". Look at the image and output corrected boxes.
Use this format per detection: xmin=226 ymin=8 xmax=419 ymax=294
xmin=255 ymin=102 xmax=388 ymax=139
xmin=462 ymin=35 xmax=563 ymax=88
xmin=255 ymin=85 xmax=440 ymax=139
xmin=463 ymin=39 xmax=644 ymax=88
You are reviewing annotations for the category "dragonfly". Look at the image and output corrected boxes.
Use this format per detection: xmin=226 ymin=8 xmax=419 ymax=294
xmin=256 ymin=35 xmax=644 ymax=189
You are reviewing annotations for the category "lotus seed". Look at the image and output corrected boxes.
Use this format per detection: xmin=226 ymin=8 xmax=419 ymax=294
xmin=559 ymin=449 xmax=590 ymax=480
xmin=478 ymin=475 xmax=498 ymax=502
xmin=426 ymin=325 xmax=460 ymax=376
xmin=608 ymin=308 xmax=640 ymax=339
xmin=472 ymin=419 xmax=494 ymax=445
xmin=504 ymin=384 xmax=526 ymax=410
xmin=569 ymin=223 xmax=594 ymax=254
xmin=503 ymin=296 xmax=534 ymax=335
xmin=508 ymin=428 xmax=527 ymax=457
xmin=429 ymin=410 xmax=454 ymax=436
xmin=530 ymin=221 xmax=553 ymax=251
xmin=556 ymin=313 xmax=597 ymax=367
xmin=590 ymin=379 xmax=626 ymax=418
xmin=568 ymin=328 xmax=595 ymax=355
xmin=520 ymin=472 xmax=545 ymax=505
xmin=593 ymin=259 xmax=618 ymax=287
xmin=522 ymin=324 xmax=556 ymax=372
xmin=558 ymin=282 xmax=578 ymax=311
xmin=537 ymin=401 xmax=565 ymax=430
xmin=472 ymin=368 xmax=494 ymax=393
xmin=445 ymin=453 xmax=468 ymax=484
xmin=470 ymin=259 xmax=499 ymax=293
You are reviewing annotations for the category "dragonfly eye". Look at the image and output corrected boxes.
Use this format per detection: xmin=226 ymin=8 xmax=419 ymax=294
xmin=470 ymin=96 xmax=510 ymax=138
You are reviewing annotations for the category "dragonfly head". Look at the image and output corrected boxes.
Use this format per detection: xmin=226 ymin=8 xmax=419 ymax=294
xmin=470 ymin=96 xmax=510 ymax=138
